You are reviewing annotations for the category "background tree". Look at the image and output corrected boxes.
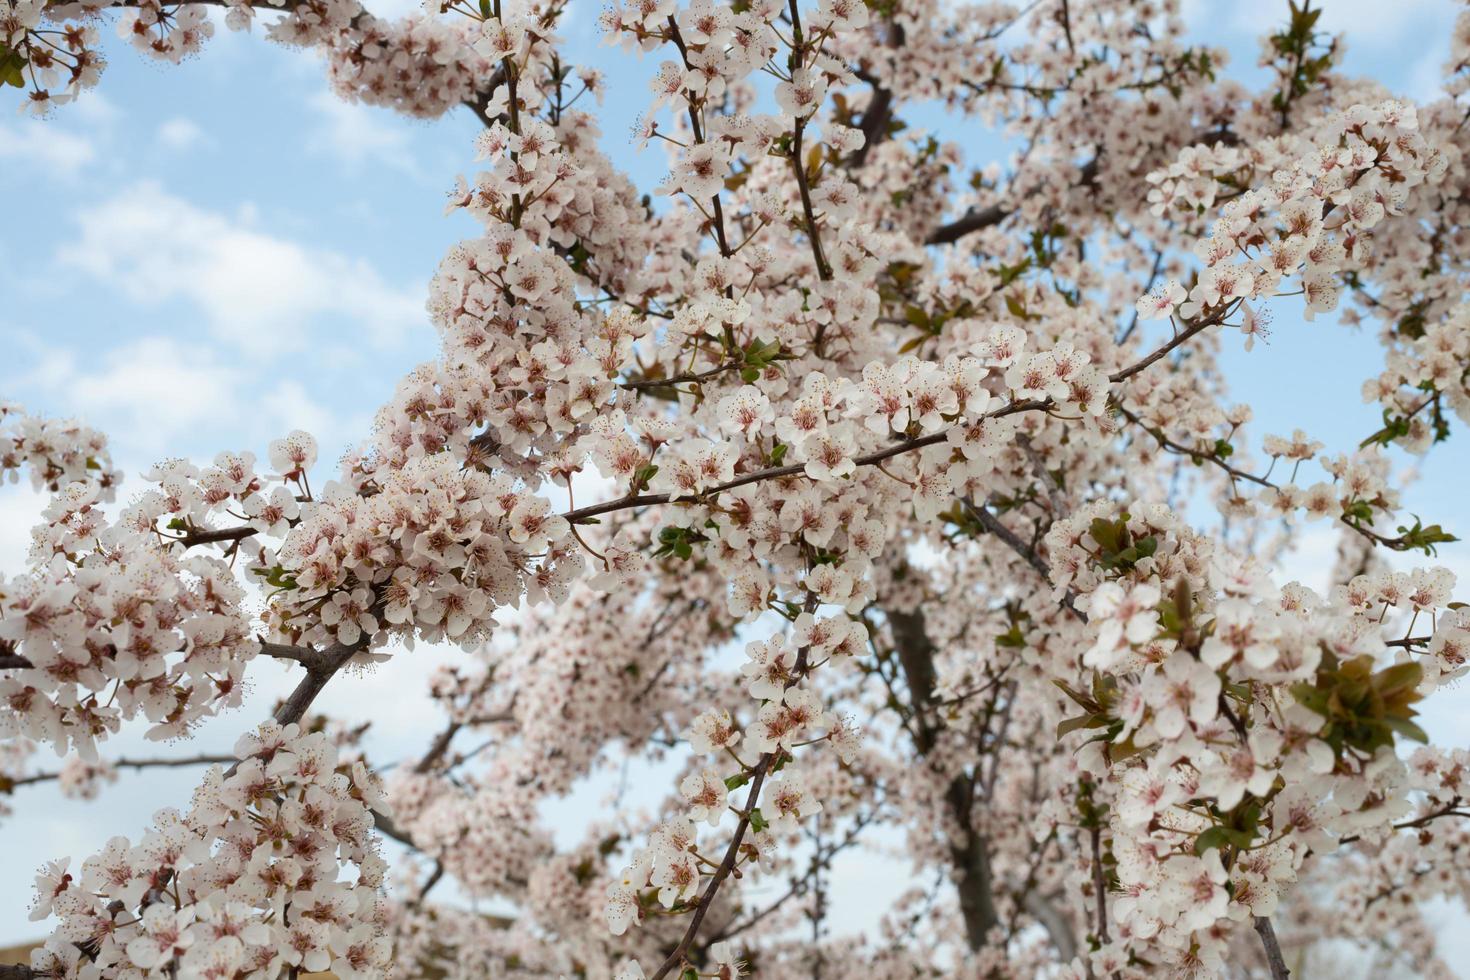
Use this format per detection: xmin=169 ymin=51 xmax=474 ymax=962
xmin=4 ymin=0 xmax=1470 ymax=977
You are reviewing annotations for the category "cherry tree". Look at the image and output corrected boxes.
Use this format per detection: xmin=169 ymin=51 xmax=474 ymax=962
xmin=5 ymin=0 xmax=1470 ymax=976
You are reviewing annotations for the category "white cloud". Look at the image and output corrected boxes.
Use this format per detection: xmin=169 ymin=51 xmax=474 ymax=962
xmin=67 ymin=89 xmax=121 ymax=128
xmin=57 ymin=182 xmax=426 ymax=352
xmin=306 ymin=91 xmax=422 ymax=176
xmin=0 ymin=121 xmax=95 ymax=175
xmin=4 ymin=334 xmax=353 ymax=463
xmin=1274 ymin=522 xmax=1342 ymax=595
xmin=157 ymin=117 xmax=210 ymax=152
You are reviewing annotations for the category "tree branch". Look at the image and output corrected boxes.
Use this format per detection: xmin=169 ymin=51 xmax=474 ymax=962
xmin=1254 ymin=916 xmax=1291 ymax=980
xmin=7 ymin=754 xmax=235 ymax=789
xmin=961 ymin=499 xmax=1083 ymax=620
xmin=926 ymin=158 xmax=1098 ymax=245
xmin=649 ymin=754 xmax=776 ymax=979
xmin=563 ymin=398 xmax=1050 ymax=524
xmin=648 ymin=604 xmax=820 ymax=980
xmin=272 ymin=639 xmax=367 ymax=727
xmin=885 ymin=606 xmax=1000 ymax=951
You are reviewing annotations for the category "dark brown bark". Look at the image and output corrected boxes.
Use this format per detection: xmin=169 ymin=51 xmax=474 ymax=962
xmin=889 ymin=608 xmax=1000 ymax=951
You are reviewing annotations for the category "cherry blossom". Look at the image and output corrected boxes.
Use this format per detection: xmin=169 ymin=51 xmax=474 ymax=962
xmin=6 ymin=0 xmax=1470 ymax=976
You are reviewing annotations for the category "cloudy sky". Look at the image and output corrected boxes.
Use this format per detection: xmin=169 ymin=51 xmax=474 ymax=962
xmin=2 ymin=0 xmax=1469 ymax=959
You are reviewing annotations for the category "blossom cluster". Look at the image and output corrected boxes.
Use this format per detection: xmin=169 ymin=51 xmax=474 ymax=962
xmin=8 ymin=0 xmax=1470 ymax=976
xmin=27 ymin=722 xmax=391 ymax=979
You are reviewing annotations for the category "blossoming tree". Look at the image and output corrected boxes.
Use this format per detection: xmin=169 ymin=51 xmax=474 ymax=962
xmin=5 ymin=0 xmax=1470 ymax=976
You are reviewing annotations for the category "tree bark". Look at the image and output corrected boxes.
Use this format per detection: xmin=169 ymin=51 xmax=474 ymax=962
xmin=1255 ymin=916 xmax=1291 ymax=979
xmin=889 ymin=608 xmax=1001 ymax=950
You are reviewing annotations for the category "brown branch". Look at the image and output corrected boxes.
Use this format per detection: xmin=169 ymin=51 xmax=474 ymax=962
xmin=700 ymin=807 xmax=879 ymax=947
xmin=961 ymin=499 xmax=1083 ymax=620
xmin=621 ymin=361 xmax=741 ymax=393
xmin=785 ymin=0 xmax=831 ymax=284
xmin=885 ymin=606 xmax=999 ymax=951
xmin=927 ymin=119 xmax=1244 ymax=247
xmin=925 ymin=202 xmax=1012 ymax=246
xmin=665 ymin=18 xmax=733 ymax=260
xmin=926 ymin=158 xmax=1099 ymax=245
xmin=567 ymin=306 xmax=1228 ymax=527
xmin=648 ymin=601 xmax=820 ymax=980
xmin=1254 ymin=916 xmax=1291 ymax=979
xmin=1108 ymin=306 xmax=1231 ymax=384
xmin=562 ymin=398 xmax=1050 ymax=524
xmin=178 ymin=525 xmax=257 ymax=547
xmin=1117 ymin=399 xmax=1438 ymax=554
xmin=1019 ymin=434 xmax=1067 ymax=514
xmin=849 ymin=80 xmax=893 ymax=168
xmin=273 ymin=641 xmax=362 ymax=726
xmin=413 ymin=722 xmax=463 ymax=775
xmin=1089 ymin=823 xmax=1110 ymax=945
xmin=846 ymin=18 xmax=904 ymax=169
xmin=8 ymin=753 xmax=235 ymax=789
xmin=1338 ymin=799 xmax=1468 ymax=846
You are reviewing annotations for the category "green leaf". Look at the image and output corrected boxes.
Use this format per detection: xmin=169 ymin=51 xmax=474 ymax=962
xmin=250 ymin=563 xmax=299 ymax=591
xmin=1057 ymin=712 xmax=1110 ymax=739
xmin=632 ymin=463 xmax=659 ymax=492
xmin=1383 ymin=715 xmax=1429 ymax=744
xmin=1193 ymin=826 xmax=1233 ymax=856
xmin=748 ymin=808 xmax=768 ymax=832
xmin=1052 ymin=679 xmax=1099 ymax=713
xmin=995 ymin=623 xmax=1026 ymax=648
xmin=0 ymin=48 xmax=26 ymax=89
xmin=1395 ymin=517 xmax=1459 ymax=557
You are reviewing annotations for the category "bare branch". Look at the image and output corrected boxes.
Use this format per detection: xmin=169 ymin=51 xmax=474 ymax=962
xmin=1254 ymin=916 xmax=1291 ymax=980
xmin=8 ymin=754 xmax=234 ymax=789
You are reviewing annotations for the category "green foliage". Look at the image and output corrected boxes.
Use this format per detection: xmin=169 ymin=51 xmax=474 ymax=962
xmin=1395 ymin=517 xmax=1458 ymax=557
xmin=738 ymin=337 xmax=789 ymax=382
xmin=898 ymin=298 xmax=975 ymax=353
xmin=1194 ymin=798 xmax=1264 ymax=857
xmin=994 ymin=604 xmax=1032 ymax=651
xmin=1292 ymin=652 xmax=1428 ymax=759
xmin=1360 ymin=406 xmax=1415 ymax=449
xmin=1088 ymin=515 xmax=1158 ymax=573
xmin=1267 ymin=1 xmax=1335 ymax=118
xmin=995 ymin=257 xmax=1032 ymax=289
xmin=632 ymin=463 xmax=659 ymax=493
xmin=0 ymin=46 xmax=25 ymax=89
xmin=250 ymin=564 xmax=299 ymax=591
xmin=1155 ymin=578 xmax=1196 ymax=644
xmin=652 ymin=525 xmax=707 ymax=561
xmin=1054 ymin=674 xmax=1130 ymax=755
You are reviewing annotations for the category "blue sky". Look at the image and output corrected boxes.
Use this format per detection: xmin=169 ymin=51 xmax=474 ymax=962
xmin=2 ymin=0 xmax=1470 ymax=956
